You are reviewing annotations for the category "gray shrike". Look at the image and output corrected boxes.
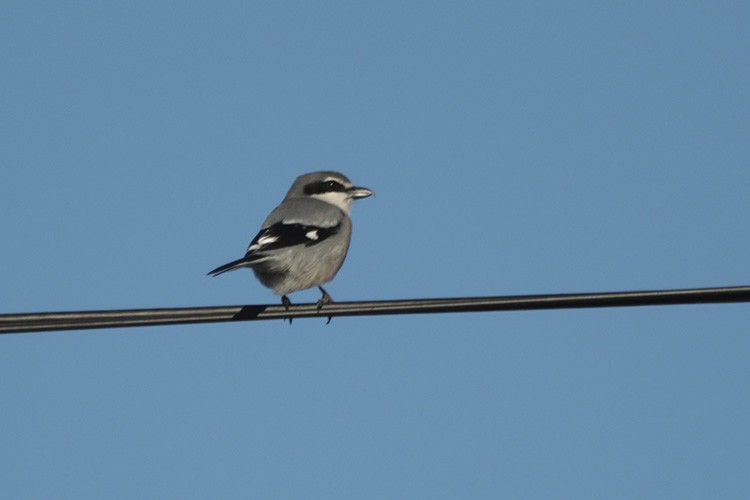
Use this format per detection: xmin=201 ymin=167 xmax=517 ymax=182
xmin=208 ymin=171 xmax=373 ymax=311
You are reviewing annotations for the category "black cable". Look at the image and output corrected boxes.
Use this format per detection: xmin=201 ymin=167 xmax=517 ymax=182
xmin=1 ymin=285 xmax=749 ymax=335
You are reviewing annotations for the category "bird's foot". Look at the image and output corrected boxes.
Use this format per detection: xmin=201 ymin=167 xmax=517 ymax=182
xmin=316 ymin=292 xmax=333 ymax=310
xmin=317 ymin=287 xmax=334 ymax=324
xmin=281 ymin=295 xmax=293 ymax=325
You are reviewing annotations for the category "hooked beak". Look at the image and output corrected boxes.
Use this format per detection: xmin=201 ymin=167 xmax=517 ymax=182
xmin=348 ymin=186 xmax=374 ymax=199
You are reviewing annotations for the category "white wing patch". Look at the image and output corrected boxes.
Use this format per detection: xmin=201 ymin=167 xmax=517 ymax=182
xmin=248 ymin=235 xmax=279 ymax=252
xmin=305 ymin=230 xmax=319 ymax=241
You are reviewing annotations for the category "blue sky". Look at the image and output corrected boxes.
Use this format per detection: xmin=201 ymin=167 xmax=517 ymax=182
xmin=1 ymin=1 xmax=749 ymax=498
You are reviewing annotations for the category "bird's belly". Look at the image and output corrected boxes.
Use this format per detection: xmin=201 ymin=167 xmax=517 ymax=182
xmin=251 ymin=239 xmax=350 ymax=296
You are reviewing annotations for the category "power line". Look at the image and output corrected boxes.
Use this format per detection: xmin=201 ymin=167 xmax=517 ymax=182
xmin=1 ymin=285 xmax=749 ymax=335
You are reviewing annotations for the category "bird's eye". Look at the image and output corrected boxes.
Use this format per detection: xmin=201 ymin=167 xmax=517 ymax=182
xmin=304 ymin=180 xmax=346 ymax=195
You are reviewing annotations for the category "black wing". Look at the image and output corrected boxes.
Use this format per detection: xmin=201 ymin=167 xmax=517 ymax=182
xmin=207 ymin=221 xmax=342 ymax=277
xmin=246 ymin=221 xmax=341 ymax=254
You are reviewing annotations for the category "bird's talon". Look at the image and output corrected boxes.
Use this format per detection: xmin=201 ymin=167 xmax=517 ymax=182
xmin=316 ymin=295 xmax=332 ymax=310
xmin=316 ymin=286 xmax=333 ymax=310
xmin=316 ymin=286 xmax=334 ymax=323
xmin=281 ymin=296 xmax=292 ymax=324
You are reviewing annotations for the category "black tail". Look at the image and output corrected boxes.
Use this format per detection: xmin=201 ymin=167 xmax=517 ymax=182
xmin=207 ymin=257 xmax=253 ymax=277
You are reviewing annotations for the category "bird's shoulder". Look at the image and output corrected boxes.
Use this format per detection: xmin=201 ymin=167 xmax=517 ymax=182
xmin=262 ymin=197 xmax=346 ymax=228
xmin=246 ymin=199 xmax=346 ymax=254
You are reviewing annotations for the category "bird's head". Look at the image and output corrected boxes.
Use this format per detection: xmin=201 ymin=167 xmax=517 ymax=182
xmin=286 ymin=171 xmax=373 ymax=213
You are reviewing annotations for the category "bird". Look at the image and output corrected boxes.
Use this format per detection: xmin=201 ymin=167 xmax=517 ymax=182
xmin=208 ymin=171 xmax=373 ymax=319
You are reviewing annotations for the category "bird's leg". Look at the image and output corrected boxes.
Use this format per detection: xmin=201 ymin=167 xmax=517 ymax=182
xmin=281 ymin=295 xmax=293 ymax=325
xmin=317 ymin=286 xmax=334 ymax=324
xmin=316 ymin=286 xmax=333 ymax=308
